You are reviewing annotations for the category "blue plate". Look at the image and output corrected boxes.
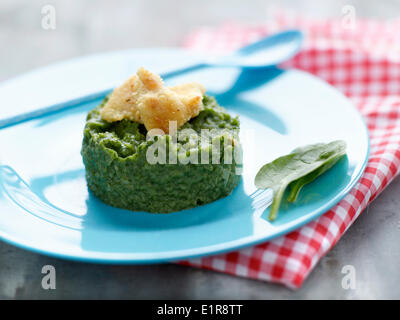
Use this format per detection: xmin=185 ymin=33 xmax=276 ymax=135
xmin=0 ymin=48 xmax=369 ymax=263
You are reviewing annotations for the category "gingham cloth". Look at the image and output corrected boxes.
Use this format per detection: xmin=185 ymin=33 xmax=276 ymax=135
xmin=179 ymin=15 xmax=400 ymax=289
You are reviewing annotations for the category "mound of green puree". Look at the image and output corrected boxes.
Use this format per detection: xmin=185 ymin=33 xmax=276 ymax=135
xmin=81 ymin=95 xmax=242 ymax=213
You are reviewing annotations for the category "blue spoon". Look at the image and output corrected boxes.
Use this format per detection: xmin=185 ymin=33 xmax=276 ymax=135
xmin=163 ymin=29 xmax=303 ymax=77
xmin=0 ymin=30 xmax=303 ymax=129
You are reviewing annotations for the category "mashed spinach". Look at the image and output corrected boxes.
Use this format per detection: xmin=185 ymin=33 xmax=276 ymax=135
xmin=81 ymin=95 xmax=242 ymax=213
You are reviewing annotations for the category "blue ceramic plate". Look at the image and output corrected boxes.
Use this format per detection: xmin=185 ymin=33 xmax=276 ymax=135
xmin=0 ymin=48 xmax=369 ymax=263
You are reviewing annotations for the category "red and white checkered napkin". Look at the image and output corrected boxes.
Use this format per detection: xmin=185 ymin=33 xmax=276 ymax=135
xmin=179 ymin=15 xmax=400 ymax=288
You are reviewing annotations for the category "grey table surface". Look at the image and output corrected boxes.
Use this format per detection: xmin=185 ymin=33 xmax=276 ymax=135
xmin=1 ymin=0 xmax=400 ymax=299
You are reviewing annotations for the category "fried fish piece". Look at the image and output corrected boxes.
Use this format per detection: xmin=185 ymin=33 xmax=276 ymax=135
xmin=100 ymin=67 xmax=205 ymax=134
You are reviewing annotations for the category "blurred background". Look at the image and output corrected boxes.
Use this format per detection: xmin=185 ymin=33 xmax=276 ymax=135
xmin=1 ymin=0 xmax=399 ymax=82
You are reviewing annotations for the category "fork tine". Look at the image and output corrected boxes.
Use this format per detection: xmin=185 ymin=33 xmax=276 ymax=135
xmin=250 ymin=189 xmax=263 ymax=198
xmin=251 ymin=188 xmax=273 ymax=210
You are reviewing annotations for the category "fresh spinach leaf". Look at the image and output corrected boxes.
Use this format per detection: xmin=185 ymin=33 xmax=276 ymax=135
xmin=286 ymin=152 xmax=345 ymax=203
xmin=254 ymin=140 xmax=346 ymax=221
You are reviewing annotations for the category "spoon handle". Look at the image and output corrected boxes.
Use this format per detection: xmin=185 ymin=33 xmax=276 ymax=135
xmin=0 ymin=64 xmax=206 ymax=130
xmin=0 ymin=88 xmax=111 ymax=129
xmin=0 ymin=62 xmax=212 ymax=130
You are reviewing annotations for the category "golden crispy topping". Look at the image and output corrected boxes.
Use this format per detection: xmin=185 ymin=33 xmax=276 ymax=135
xmin=100 ymin=67 xmax=205 ymax=134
